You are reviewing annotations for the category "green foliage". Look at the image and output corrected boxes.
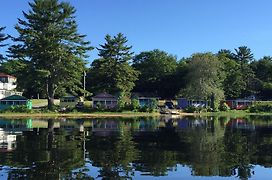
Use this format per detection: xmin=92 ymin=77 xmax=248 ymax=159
xmin=87 ymin=33 xmax=139 ymax=95
xmin=184 ymin=106 xmax=207 ymax=113
xmin=233 ymin=46 xmax=254 ymax=64
xmin=0 ymin=26 xmax=8 ymax=62
xmin=117 ymin=92 xmax=126 ymax=111
xmin=9 ymin=0 xmax=92 ymax=109
xmin=181 ymin=53 xmax=224 ymax=108
xmin=219 ymin=102 xmax=231 ymax=111
xmin=0 ymin=105 xmax=32 ymax=113
xmin=131 ymin=98 xmax=140 ymax=111
xmin=133 ymin=49 xmax=178 ymax=98
xmin=249 ymin=102 xmax=272 ymax=113
xmin=138 ymin=99 xmax=158 ymax=113
xmin=251 ymin=56 xmax=272 ymax=100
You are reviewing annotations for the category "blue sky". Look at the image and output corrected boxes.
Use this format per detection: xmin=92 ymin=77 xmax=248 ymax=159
xmin=1 ymin=0 xmax=272 ymax=64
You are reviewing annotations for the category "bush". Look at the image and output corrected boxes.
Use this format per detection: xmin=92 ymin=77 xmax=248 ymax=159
xmin=131 ymin=98 xmax=140 ymax=111
xmin=0 ymin=105 xmax=32 ymax=113
xmin=184 ymin=106 xmax=207 ymax=113
xmin=249 ymin=102 xmax=272 ymax=113
xmin=219 ymin=102 xmax=231 ymax=111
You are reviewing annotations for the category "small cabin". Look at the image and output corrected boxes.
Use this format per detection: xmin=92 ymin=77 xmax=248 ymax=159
xmin=226 ymin=99 xmax=253 ymax=110
xmin=131 ymin=93 xmax=159 ymax=108
xmin=138 ymin=97 xmax=159 ymax=108
xmin=0 ymin=95 xmax=32 ymax=110
xmin=60 ymin=95 xmax=81 ymax=108
xmin=92 ymin=93 xmax=118 ymax=109
xmin=177 ymin=98 xmax=209 ymax=109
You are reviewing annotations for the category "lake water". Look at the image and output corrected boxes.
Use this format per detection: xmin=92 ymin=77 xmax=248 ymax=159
xmin=0 ymin=116 xmax=272 ymax=179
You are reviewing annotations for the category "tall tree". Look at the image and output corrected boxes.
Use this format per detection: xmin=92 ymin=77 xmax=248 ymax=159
xmin=9 ymin=0 xmax=92 ymax=109
xmin=87 ymin=33 xmax=139 ymax=98
xmin=233 ymin=46 xmax=254 ymax=64
xmin=217 ymin=51 xmax=245 ymax=99
xmin=232 ymin=46 xmax=256 ymax=97
xmin=0 ymin=26 xmax=9 ymax=62
xmin=133 ymin=49 xmax=177 ymax=98
xmin=181 ymin=53 xmax=224 ymax=108
xmin=251 ymin=56 xmax=272 ymax=100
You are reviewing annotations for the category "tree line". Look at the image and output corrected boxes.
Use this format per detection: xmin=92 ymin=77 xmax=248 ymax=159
xmin=0 ymin=0 xmax=272 ymax=110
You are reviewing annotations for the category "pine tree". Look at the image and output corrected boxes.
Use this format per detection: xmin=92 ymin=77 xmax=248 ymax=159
xmin=9 ymin=0 xmax=92 ymax=110
xmin=0 ymin=26 xmax=8 ymax=62
xmin=88 ymin=33 xmax=139 ymax=96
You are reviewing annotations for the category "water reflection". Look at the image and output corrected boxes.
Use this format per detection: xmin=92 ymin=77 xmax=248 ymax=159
xmin=0 ymin=116 xmax=271 ymax=179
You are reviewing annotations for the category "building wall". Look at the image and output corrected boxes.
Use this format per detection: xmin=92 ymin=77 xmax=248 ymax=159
xmin=92 ymin=98 xmax=118 ymax=109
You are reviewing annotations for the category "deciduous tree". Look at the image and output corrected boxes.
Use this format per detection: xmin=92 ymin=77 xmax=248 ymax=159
xmin=133 ymin=49 xmax=177 ymax=98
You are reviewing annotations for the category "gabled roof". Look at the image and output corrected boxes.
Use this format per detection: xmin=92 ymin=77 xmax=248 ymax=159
xmin=93 ymin=92 xmax=116 ymax=99
xmin=0 ymin=73 xmax=16 ymax=79
xmin=1 ymin=95 xmax=28 ymax=101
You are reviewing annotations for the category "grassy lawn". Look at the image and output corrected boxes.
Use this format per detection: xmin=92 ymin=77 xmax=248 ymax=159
xmin=32 ymin=99 xmax=60 ymax=107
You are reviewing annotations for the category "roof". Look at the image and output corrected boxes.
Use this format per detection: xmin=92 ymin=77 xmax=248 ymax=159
xmin=0 ymin=73 xmax=16 ymax=79
xmin=93 ymin=92 xmax=116 ymax=99
xmin=1 ymin=95 xmax=28 ymax=101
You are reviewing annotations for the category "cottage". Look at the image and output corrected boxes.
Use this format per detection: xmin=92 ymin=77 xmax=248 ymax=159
xmin=0 ymin=73 xmax=23 ymax=99
xmin=60 ymin=95 xmax=82 ymax=108
xmin=177 ymin=98 xmax=209 ymax=109
xmin=0 ymin=95 xmax=32 ymax=110
xmin=92 ymin=93 xmax=118 ymax=109
xmin=131 ymin=93 xmax=159 ymax=108
xmin=226 ymin=99 xmax=253 ymax=110
xmin=136 ymin=97 xmax=159 ymax=108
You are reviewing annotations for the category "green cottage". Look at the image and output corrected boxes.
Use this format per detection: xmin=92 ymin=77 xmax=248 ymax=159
xmin=0 ymin=95 xmax=32 ymax=110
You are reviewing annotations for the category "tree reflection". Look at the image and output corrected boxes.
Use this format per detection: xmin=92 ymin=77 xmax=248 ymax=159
xmin=86 ymin=121 xmax=139 ymax=179
xmin=0 ymin=117 xmax=272 ymax=179
xmin=0 ymin=119 xmax=85 ymax=179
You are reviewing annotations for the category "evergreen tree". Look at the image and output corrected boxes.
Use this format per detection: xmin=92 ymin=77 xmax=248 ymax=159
xmin=9 ymin=0 xmax=92 ymax=109
xmin=87 ymin=33 xmax=139 ymax=97
xmin=233 ymin=46 xmax=254 ymax=64
xmin=0 ymin=26 xmax=8 ymax=62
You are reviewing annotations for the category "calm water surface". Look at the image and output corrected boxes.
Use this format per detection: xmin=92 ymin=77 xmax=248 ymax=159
xmin=0 ymin=116 xmax=272 ymax=179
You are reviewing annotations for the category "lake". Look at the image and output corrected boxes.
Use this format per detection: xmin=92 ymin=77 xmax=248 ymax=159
xmin=0 ymin=115 xmax=272 ymax=179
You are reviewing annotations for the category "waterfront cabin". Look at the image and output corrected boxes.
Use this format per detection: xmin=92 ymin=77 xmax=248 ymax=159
xmin=131 ymin=93 xmax=159 ymax=108
xmin=92 ymin=92 xmax=118 ymax=109
xmin=0 ymin=95 xmax=32 ymax=110
xmin=177 ymin=98 xmax=209 ymax=109
xmin=60 ymin=95 xmax=82 ymax=108
xmin=226 ymin=95 xmax=255 ymax=110
xmin=226 ymin=99 xmax=253 ymax=110
xmin=135 ymin=97 xmax=159 ymax=108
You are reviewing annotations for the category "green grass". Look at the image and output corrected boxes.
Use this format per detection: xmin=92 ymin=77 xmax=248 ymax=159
xmin=31 ymin=99 xmax=47 ymax=105
xmin=198 ymin=110 xmax=272 ymax=117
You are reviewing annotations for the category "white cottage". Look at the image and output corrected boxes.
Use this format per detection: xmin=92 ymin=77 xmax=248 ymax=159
xmin=0 ymin=73 xmax=22 ymax=99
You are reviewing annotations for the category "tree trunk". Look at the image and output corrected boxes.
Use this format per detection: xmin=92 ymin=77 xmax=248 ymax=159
xmin=48 ymin=97 xmax=54 ymax=110
xmin=47 ymin=79 xmax=55 ymax=110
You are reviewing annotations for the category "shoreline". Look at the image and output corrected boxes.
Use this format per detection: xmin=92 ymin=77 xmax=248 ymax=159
xmin=0 ymin=111 xmax=272 ymax=119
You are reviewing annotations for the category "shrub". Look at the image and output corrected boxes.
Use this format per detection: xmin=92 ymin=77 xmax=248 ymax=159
xmin=219 ymin=102 xmax=231 ymax=111
xmin=0 ymin=105 xmax=32 ymax=113
xmin=184 ymin=106 xmax=207 ymax=113
xmin=131 ymin=98 xmax=140 ymax=111
xmin=249 ymin=102 xmax=272 ymax=113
